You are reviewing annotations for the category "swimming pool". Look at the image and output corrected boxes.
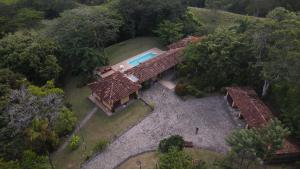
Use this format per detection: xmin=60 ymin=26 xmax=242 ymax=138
xmin=128 ymin=52 xmax=158 ymax=67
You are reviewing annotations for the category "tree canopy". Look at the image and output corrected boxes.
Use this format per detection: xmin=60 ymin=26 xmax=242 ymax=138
xmin=0 ymin=31 xmax=61 ymax=85
xmin=45 ymin=6 xmax=121 ymax=76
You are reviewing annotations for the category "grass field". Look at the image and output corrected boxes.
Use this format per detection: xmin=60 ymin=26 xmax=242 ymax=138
xmin=105 ymin=37 xmax=165 ymax=65
xmin=52 ymin=37 xmax=163 ymax=169
xmin=52 ymin=100 xmax=151 ymax=169
xmin=119 ymin=148 xmax=223 ymax=169
xmin=189 ymin=7 xmax=263 ymax=33
xmin=63 ymin=76 xmax=95 ymax=120
xmin=119 ymin=148 xmax=295 ymax=169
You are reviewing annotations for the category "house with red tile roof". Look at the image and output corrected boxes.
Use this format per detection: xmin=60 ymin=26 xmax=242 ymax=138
xmin=88 ymin=36 xmax=202 ymax=114
xmin=226 ymin=87 xmax=300 ymax=162
xmin=88 ymin=71 xmax=141 ymax=112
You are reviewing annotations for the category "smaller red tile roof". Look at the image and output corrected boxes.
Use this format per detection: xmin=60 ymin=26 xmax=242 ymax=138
xmin=88 ymin=71 xmax=140 ymax=105
xmin=226 ymin=87 xmax=273 ymax=128
xmin=167 ymin=36 xmax=204 ymax=49
xmin=125 ymin=48 xmax=184 ymax=83
xmin=227 ymin=87 xmax=300 ymax=157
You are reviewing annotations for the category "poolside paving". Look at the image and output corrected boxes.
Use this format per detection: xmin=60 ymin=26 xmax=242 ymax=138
xmin=82 ymin=83 xmax=237 ymax=169
xmin=111 ymin=48 xmax=164 ymax=72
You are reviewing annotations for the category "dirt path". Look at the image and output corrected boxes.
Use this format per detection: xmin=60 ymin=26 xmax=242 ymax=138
xmin=53 ymin=107 xmax=98 ymax=155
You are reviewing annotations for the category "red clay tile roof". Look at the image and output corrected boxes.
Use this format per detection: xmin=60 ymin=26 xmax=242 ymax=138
xmin=227 ymin=87 xmax=300 ymax=156
xmin=226 ymin=87 xmax=273 ymax=128
xmin=276 ymin=138 xmax=300 ymax=155
xmin=125 ymin=48 xmax=184 ymax=83
xmin=167 ymin=36 xmax=204 ymax=49
xmin=88 ymin=71 xmax=140 ymax=105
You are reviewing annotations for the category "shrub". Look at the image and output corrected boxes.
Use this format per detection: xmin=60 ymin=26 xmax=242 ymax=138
xmin=93 ymin=139 xmax=108 ymax=154
xmin=69 ymin=135 xmax=80 ymax=150
xmin=203 ymin=86 xmax=215 ymax=93
xmin=142 ymin=81 xmax=152 ymax=90
xmin=186 ymin=85 xmax=205 ymax=98
xmin=194 ymin=161 xmax=208 ymax=169
xmin=55 ymin=107 xmax=77 ymax=136
xmin=175 ymin=83 xmax=187 ymax=96
xmin=159 ymin=135 xmax=184 ymax=153
xmin=158 ymin=147 xmax=193 ymax=169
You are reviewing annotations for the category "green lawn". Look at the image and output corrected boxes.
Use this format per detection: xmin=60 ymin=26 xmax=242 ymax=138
xmin=105 ymin=37 xmax=165 ymax=65
xmin=52 ymin=37 xmax=162 ymax=169
xmin=119 ymin=148 xmax=295 ymax=169
xmin=119 ymin=148 xmax=223 ymax=169
xmin=189 ymin=7 xmax=264 ymax=33
xmin=52 ymin=100 xmax=151 ymax=169
xmin=63 ymin=76 xmax=95 ymax=120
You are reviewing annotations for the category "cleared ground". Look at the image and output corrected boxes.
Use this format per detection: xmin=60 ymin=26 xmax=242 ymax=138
xmin=83 ymin=83 xmax=236 ymax=169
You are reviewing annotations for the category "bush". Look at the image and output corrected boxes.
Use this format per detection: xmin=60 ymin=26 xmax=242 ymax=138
xmin=142 ymin=81 xmax=152 ymax=90
xmin=194 ymin=160 xmax=208 ymax=169
xmin=203 ymin=86 xmax=215 ymax=93
xmin=69 ymin=135 xmax=80 ymax=150
xmin=55 ymin=107 xmax=77 ymax=136
xmin=93 ymin=139 xmax=108 ymax=154
xmin=159 ymin=135 xmax=184 ymax=153
xmin=186 ymin=85 xmax=205 ymax=98
xmin=175 ymin=83 xmax=187 ymax=96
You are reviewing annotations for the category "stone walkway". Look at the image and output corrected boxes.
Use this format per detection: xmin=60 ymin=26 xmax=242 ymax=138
xmin=82 ymin=84 xmax=237 ymax=169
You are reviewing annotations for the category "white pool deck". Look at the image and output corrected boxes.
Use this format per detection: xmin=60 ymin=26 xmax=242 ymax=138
xmin=111 ymin=48 xmax=165 ymax=72
xmin=100 ymin=48 xmax=164 ymax=78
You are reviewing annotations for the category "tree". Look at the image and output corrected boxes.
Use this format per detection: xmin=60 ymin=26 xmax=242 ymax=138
xmin=180 ymin=28 xmax=260 ymax=93
xmin=158 ymin=147 xmax=193 ymax=169
xmin=226 ymin=119 xmax=290 ymax=168
xmin=25 ymin=119 xmax=59 ymax=153
xmin=0 ymin=81 xmax=64 ymax=158
xmin=18 ymin=0 xmax=76 ymax=19
xmin=155 ymin=20 xmax=184 ymax=44
xmin=75 ymin=47 xmax=108 ymax=76
xmin=249 ymin=8 xmax=300 ymax=96
xmin=45 ymin=6 xmax=122 ymax=75
xmin=271 ymin=82 xmax=300 ymax=139
xmin=55 ymin=107 xmax=77 ymax=136
xmin=266 ymin=7 xmax=297 ymax=21
xmin=0 ymin=69 xmax=25 ymax=114
xmin=159 ymin=135 xmax=185 ymax=153
xmin=0 ymin=31 xmax=61 ymax=85
xmin=12 ymin=8 xmax=44 ymax=29
xmin=117 ymin=0 xmax=187 ymax=37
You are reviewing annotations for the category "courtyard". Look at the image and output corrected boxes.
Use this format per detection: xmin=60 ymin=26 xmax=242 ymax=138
xmin=82 ymin=83 xmax=237 ymax=169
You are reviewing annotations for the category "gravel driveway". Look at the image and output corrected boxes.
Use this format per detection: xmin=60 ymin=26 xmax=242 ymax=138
xmin=82 ymin=83 xmax=236 ymax=169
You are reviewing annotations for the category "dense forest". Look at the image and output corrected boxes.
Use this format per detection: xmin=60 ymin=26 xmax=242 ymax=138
xmin=0 ymin=0 xmax=299 ymax=168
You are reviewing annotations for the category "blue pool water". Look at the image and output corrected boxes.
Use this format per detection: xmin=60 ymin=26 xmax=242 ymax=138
xmin=128 ymin=52 xmax=158 ymax=67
